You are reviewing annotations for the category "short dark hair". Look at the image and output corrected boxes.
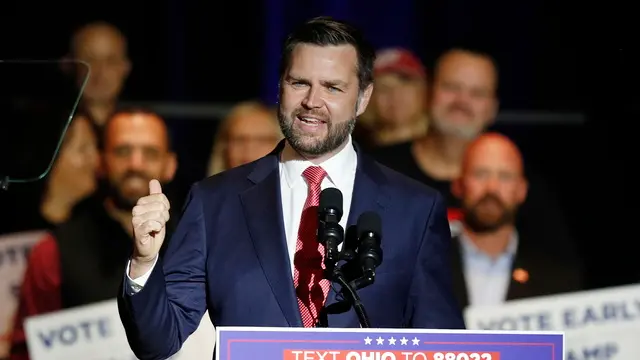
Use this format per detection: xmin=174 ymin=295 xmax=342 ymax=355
xmin=70 ymin=21 xmax=128 ymax=56
xmin=279 ymin=16 xmax=376 ymax=93
xmin=102 ymin=106 xmax=173 ymax=151
xmin=434 ymin=47 xmax=499 ymax=85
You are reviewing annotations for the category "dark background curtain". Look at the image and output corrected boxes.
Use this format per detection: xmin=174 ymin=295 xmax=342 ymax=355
xmin=1 ymin=0 xmax=637 ymax=286
xmin=0 ymin=0 xmax=590 ymax=110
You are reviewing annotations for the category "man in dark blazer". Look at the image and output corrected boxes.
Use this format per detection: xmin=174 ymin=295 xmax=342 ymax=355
xmin=118 ymin=17 xmax=464 ymax=360
xmin=447 ymin=132 xmax=583 ymax=311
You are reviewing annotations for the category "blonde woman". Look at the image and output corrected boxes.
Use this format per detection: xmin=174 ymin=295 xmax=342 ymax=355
xmin=207 ymin=101 xmax=283 ymax=176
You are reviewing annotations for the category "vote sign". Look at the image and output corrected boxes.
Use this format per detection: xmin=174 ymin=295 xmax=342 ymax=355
xmin=24 ymin=299 xmax=215 ymax=360
xmin=0 ymin=230 xmax=45 ymax=357
xmin=216 ymin=327 xmax=563 ymax=360
xmin=464 ymin=284 xmax=640 ymax=360
xmin=24 ymin=299 xmax=137 ymax=360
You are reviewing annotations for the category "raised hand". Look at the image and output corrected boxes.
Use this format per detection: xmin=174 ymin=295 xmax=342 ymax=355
xmin=129 ymin=179 xmax=170 ymax=278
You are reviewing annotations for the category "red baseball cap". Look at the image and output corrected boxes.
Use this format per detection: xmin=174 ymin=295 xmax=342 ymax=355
xmin=374 ymin=48 xmax=426 ymax=79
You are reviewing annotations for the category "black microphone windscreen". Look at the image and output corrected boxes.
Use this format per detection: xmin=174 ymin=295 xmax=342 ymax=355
xmin=319 ymin=187 xmax=343 ymax=214
xmin=357 ymin=211 xmax=381 ymax=236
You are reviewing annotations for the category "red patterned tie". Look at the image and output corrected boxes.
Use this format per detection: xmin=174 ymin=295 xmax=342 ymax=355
xmin=293 ymin=166 xmax=330 ymax=327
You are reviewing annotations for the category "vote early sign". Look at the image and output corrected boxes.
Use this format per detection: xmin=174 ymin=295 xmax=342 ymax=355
xmin=464 ymin=284 xmax=640 ymax=360
xmin=216 ymin=327 xmax=564 ymax=360
xmin=24 ymin=299 xmax=215 ymax=360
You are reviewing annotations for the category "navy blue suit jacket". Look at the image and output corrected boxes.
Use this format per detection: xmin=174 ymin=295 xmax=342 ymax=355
xmin=118 ymin=142 xmax=465 ymax=360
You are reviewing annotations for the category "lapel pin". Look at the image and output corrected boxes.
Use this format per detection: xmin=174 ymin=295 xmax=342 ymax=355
xmin=513 ymin=268 xmax=529 ymax=284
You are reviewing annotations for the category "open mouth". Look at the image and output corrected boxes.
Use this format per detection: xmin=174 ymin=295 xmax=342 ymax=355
xmin=296 ymin=115 xmax=326 ymax=126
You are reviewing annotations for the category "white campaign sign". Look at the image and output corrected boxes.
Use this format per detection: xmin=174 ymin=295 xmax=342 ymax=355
xmin=0 ymin=230 xmax=45 ymax=357
xmin=24 ymin=299 xmax=215 ymax=360
xmin=464 ymin=284 xmax=640 ymax=360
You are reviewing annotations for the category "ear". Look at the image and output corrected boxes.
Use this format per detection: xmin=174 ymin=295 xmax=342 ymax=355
xmin=356 ymin=83 xmax=374 ymax=117
xmin=122 ymin=58 xmax=132 ymax=79
xmin=162 ymin=152 xmax=178 ymax=182
xmin=276 ymin=79 xmax=284 ymax=103
xmin=486 ymin=97 xmax=500 ymax=127
xmin=421 ymin=81 xmax=431 ymax=112
xmin=516 ymin=177 xmax=529 ymax=204
xmin=451 ymin=177 xmax=463 ymax=199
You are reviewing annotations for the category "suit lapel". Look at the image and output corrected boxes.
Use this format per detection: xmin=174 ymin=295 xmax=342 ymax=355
xmin=239 ymin=146 xmax=302 ymax=327
xmin=450 ymin=236 xmax=470 ymax=310
xmin=453 ymin=228 xmax=526 ymax=305
xmin=238 ymin=142 xmax=389 ymax=325
xmin=506 ymin=240 xmax=535 ymax=301
xmin=345 ymin=150 xmax=388 ymax=226
xmin=324 ymin=148 xmax=389 ymax=310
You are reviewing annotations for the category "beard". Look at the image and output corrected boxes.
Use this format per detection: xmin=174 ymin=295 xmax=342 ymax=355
xmin=431 ymin=102 xmax=484 ymax=140
xmin=463 ymin=193 xmax=517 ymax=233
xmin=278 ymin=106 xmax=355 ymax=157
xmin=107 ymin=170 xmax=155 ymax=211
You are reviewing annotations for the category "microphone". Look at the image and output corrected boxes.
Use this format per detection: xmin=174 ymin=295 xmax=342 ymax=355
xmin=356 ymin=211 xmax=383 ymax=283
xmin=318 ymin=188 xmax=344 ymax=271
xmin=320 ymin=209 xmax=377 ymax=329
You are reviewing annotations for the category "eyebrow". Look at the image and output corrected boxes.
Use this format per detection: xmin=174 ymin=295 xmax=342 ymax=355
xmin=286 ymin=75 xmax=348 ymax=87
xmin=285 ymin=75 xmax=302 ymax=82
xmin=322 ymin=79 xmax=348 ymax=88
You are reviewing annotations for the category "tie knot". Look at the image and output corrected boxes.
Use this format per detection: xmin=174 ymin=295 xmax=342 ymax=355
xmin=302 ymin=166 xmax=327 ymax=186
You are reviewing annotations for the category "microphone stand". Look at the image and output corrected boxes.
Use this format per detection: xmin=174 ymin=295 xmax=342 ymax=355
xmin=319 ymin=252 xmax=374 ymax=328
xmin=331 ymin=266 xmax=371 ymax=328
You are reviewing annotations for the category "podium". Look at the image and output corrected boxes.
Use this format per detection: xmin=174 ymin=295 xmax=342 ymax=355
xmin=216 ymin=327 xmax=564 ymax=360
xmin=23 ymin=299 xmax=564 ymax=359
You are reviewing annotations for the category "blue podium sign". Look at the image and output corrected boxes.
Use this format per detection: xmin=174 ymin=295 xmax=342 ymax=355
xmin=216 ymin=327 xmax=563 ymax=360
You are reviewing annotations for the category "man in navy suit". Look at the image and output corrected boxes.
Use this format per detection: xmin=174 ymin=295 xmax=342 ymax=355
xmin=118 ymin=16 xmax=464 ymax=360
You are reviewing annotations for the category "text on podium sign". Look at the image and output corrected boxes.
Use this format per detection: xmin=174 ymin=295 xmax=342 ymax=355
xmin=216 ymin=327 xmax=563 ymax=360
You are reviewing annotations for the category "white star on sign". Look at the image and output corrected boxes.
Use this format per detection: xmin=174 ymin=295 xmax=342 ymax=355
xmin=400 ymin=337 xmax=409 ymax=345
xmin=412 ymin=337 xmax=420 ymax=345
xmin=388 ymin=337 xmax=396 ymax=345
xmin=376 ymin=336 xmax=384 ymax=345
xmin=364 ymin=337 xmax=372 ymax=345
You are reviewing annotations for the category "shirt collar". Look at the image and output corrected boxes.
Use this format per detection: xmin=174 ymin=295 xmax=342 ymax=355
xmin=452 ymin=220 xmax=519 ymax=258
xmin=281 ymin=136 xmax=357 ymax=190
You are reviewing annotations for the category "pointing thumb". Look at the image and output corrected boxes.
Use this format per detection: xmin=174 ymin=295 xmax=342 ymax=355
xmin=149 ymin=179 xmax=163 ymax=195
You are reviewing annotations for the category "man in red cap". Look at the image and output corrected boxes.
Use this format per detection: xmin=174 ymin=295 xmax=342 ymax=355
xmin=355 ymin=48 xmax=429 ymax=148
xmin=371 ymin=47 xmax=578 ymax=266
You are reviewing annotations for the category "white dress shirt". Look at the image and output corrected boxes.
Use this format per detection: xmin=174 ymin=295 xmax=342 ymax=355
xmin=125 ymin=136 xmax=358 ymax=290
xmin=457 ymin=227 xmax=519 ymax=307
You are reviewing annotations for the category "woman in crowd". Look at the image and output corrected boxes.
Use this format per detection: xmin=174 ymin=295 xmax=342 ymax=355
xmin=8 ymin=112 xmax=100 ymax=233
